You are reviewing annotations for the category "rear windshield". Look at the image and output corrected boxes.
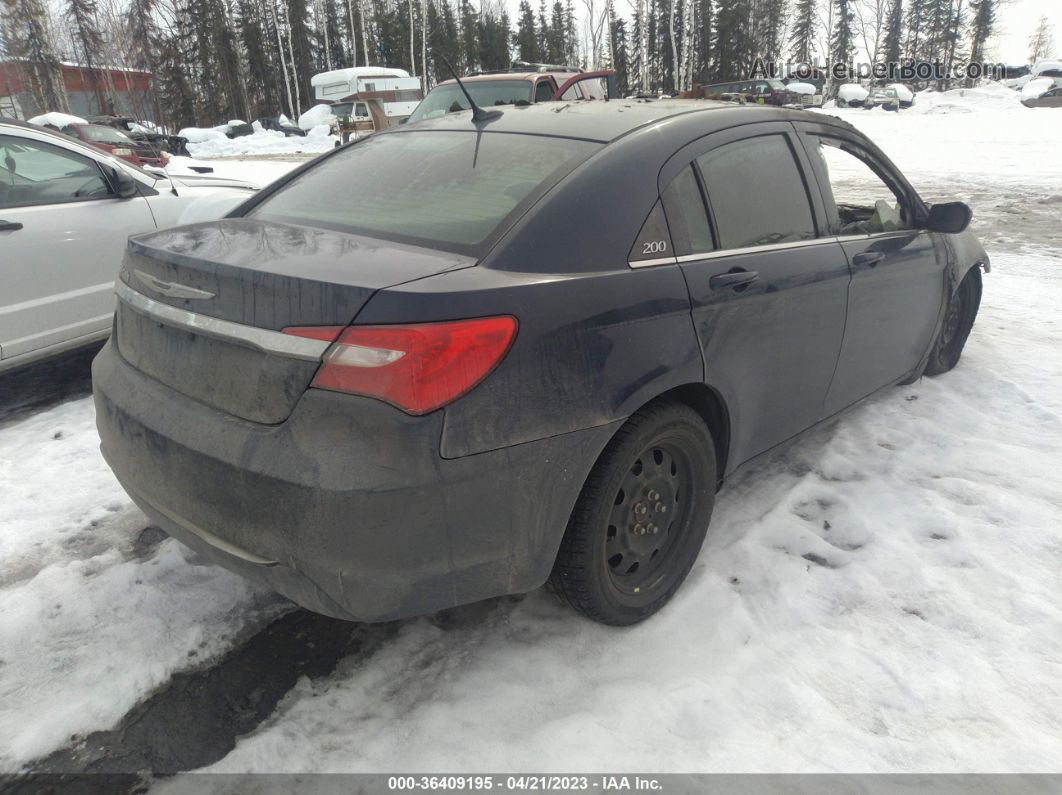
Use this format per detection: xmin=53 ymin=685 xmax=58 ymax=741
xmin=408 ymin=81 xmax=533 ymax=123
xmin=247 ymin=130 xmax=599 ymax=255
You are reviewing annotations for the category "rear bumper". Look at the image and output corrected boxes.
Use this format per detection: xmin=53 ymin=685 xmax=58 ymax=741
xmin=93 ymin=340 xmax=617 ymax=621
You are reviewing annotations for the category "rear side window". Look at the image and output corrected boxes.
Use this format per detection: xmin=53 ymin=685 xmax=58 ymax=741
xmin=696 ymin=135 xmax=815 ymax=250
xmin=660 ymin=166 xmax=714 ymax=255
xmin=248 ymin=131 xmax=599 ymax=255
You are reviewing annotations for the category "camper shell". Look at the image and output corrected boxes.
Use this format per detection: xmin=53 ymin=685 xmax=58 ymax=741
xmin=311 ymin=66 xmax=424 ymax=143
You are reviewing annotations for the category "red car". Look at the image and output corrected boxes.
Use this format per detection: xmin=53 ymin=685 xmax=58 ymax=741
xmin=60 ymin=123 xmax=167 ymax=167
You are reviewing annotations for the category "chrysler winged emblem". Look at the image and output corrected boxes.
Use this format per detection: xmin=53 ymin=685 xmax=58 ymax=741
xmin=133 ymin=269 xmax=215 ymax=300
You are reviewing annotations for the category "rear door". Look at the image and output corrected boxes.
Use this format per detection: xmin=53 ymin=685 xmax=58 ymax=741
xmin=794 ymin=121 xmax=945 ymax=414
xmin=661 ymin=121 xmax=850 ymax=471
xmin=0 ymin=133 xmax=156 ymax=361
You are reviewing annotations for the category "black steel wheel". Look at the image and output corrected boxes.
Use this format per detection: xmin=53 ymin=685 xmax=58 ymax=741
xmin=924 ymin=267 xmax=982 ymax=376
xmin=549 ymin=401 xmax=716 ymax=625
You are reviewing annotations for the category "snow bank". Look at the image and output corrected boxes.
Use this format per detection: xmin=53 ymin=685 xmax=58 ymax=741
xmin=178 ymin=126 xmax=229 ymax=144
xmin=185 ymin=126 xmax=337 ymax=157
xmin=297 ymin=103 xmax=337 ymax=131
xmin=786 ymin=81 xmax=817 ymax=95
xmin=837 ymin=83 xmax=869 ymax=103
xmin=900 ymin=82 xmax=1023 ymax=114
xmin=27 ymin=111 xmax=86 ymax=127
xmin=1022 ymin=77 xmax=1057 ymax=101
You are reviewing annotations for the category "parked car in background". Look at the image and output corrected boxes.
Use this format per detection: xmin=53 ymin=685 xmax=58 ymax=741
xmin=313 ymin=66 xmax=423 ymax=142
xmin=88 ymin=115 xmax=191 ymax=158
xmin=696 ymin=79 xmax=800 ymax=106
xmin=1022 ymin=83 xmax=1062 ymax=108
xmin=60 ymin=122 xmax=166 ymax=167
xmin=0 ymin=117 xmax=257 ymax=374
xmin=784 ymin=80 xmax=823 ymax=107
xmin=863 ymin=86 xmax=901 ymax=111
xmin=94 ymin=99 xmax=986 ymax=627
xmin=406 ymin=65 xmax=612 ymax=125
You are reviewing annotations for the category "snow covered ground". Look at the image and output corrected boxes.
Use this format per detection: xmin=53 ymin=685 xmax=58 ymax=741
xmin=1 ymin=87 xmax=1061 ymax=775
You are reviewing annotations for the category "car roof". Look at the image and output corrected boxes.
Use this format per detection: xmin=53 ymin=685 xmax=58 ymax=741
xmin=435 ymin=72 xmax=544 ymax=87
xmin=398 ymin=98 xmax=830 ymax=143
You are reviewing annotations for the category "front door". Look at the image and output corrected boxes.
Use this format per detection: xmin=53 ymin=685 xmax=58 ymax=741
xmin=0 ymin=134 xmax=156 ymax=361
xmin=659 ymin=122 xmax=851 ymax=471
xmin=793 ymin=122 xmax=946 ymax=415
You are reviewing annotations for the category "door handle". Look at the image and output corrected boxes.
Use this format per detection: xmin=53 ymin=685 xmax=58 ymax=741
xmin=0 ymin=220 xmax=23 ymax=232
xmin=852 ymin=251 xmax=885 ymax=268
xmin=709 ymin=270 xmax=759 ymax=291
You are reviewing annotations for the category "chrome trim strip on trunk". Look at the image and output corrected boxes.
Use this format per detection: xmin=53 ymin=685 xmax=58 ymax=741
xmin=114 ymin=279 xmax=331 ymax=362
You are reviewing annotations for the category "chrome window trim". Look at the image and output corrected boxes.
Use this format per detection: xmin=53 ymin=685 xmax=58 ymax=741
xmin=673 ymin=237 xmax=832 ymax=263
xmin=115 ymin=279 xmax=331 ymax=362
xmin=628 ymin=255 xmax=678 ymax=269
xmin=833 ymin=229 xmax=925 ymax=243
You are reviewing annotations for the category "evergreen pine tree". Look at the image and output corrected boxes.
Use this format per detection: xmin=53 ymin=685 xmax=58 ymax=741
xmin=514 ymin=0 xmax=539 ymax=62
xmin=788 ymin=0 xmax=816 ymax=65
xmin=881 ymin=0 xmax=903 ymax=64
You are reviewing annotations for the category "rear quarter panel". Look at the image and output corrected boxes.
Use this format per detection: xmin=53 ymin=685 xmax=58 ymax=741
xmin=355 ymin=264 xmax=701 ymax=458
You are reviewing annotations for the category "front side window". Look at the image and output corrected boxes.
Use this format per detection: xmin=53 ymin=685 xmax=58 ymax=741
xmin=0 ymin=135 xmax=111 ymax=208
xmin=534 ymin=80 xmax=555 ymax=102
xmin=408 ymin=81 xmax=534 ymax=123
xmin=809 ymin=135 xmax=911 ymax=235
xmin=248 ymin=130 xmax=599 ymax=255
xmin=696 ymin=134 xmax=816 ymax=250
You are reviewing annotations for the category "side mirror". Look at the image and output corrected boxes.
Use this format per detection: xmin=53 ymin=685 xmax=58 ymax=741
xmin=925 ymin=201 xmax=971 ymax=234
xmin=111 ymin=167 xmax=139 ymax=199
xmin=399 ymin=117 xmax=408 ymax=125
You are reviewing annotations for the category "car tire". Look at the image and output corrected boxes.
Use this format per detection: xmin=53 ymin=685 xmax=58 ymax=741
xmin=548 ymin=401 xmax=716 ymax=625
xmin=923 ymin=267 xmax=982 ymax=376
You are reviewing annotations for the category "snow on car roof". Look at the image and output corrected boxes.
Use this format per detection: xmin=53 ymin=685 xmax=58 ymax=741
xmin=311 ymin=66 xmax=411 ymax=86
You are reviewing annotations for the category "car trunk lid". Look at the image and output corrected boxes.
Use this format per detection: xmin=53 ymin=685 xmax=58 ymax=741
xmin=114 ymin=218 xmax=474 ymax=424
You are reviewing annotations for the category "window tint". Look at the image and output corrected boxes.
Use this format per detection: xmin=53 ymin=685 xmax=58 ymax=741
xmin=809 ymin=136 xmax=910 ymax=235
xmin=0 ymin=135 xmax=111 ymax=208
xmin=661 ymin=165 xmax=714 ymax=255
xmin=248 ymin=131 xmax=599 ymax=254
xmin=535 ymin=80 xmax=555 ymax=102
xmin=696 ymin=134 xmax=815 ymax=250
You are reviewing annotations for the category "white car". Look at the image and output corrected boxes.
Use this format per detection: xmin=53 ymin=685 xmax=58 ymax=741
xmin=0 ymin=117 xmax=257 ymax=373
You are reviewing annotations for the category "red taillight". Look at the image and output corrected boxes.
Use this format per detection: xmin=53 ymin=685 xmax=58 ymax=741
xmin=284 ymin=316 xmax=517 ymax=415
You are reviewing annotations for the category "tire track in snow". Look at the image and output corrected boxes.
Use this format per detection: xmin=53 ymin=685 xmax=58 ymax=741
xmin=20 ymin=610 xmax=401 ymax=786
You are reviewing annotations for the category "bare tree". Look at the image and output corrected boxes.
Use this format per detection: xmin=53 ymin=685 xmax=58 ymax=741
xmin=346 ymin=0 xmax=358 ymax=66
xmin=1028 ymin=15 xmax=1054 ymax=63
xmin=582 ymin=0 xmax=609 ymax=67
xmin=266 ymin=0 xmax=295 ymax=116
xmin=420 ymin=0 xmax=428 ymax=89
xmin=853 ymin=0 xmax=886 ymax=62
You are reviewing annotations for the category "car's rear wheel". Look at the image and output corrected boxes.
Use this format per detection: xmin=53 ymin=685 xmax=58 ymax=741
xmin=923 ymin=267 xmax=982 ymax=376
xmin=549 ymin=402 xmax=716 ymax=625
